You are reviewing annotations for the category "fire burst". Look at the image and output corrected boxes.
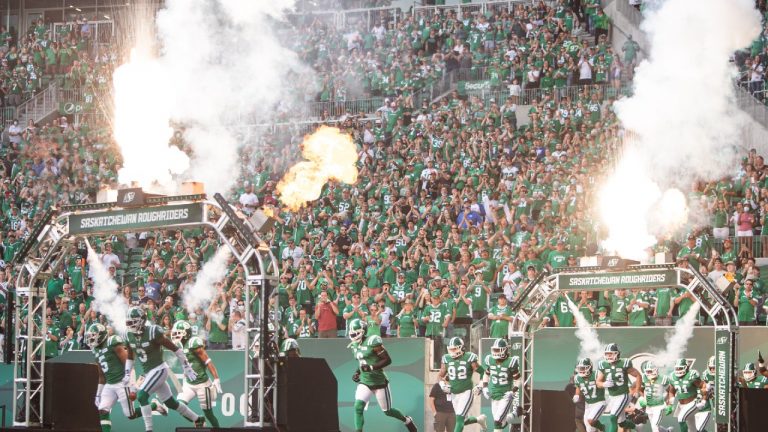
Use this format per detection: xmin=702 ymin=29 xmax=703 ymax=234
xmin=277 ymin=126 xmax=359 ymax=211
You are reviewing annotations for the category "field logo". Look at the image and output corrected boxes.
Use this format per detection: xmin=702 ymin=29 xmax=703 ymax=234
xmin=629 ymin=353 xmax=696 ymax=380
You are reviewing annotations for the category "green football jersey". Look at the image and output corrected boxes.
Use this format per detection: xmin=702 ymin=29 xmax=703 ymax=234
xmin=178 ymin=336 xmax=209 ymax=385
xmin=351 ymin=335 xmax=388 ymax=387
xmin=125 ymin=324 xmax=167 ymax=372
xmin=668 ymin=369 xmax=701 ymax=400
xmin=642 ymin=375 xmax=668 ymax=406
xmin=698 ymin=370 xmax=714 ymax=411
xmin=92 ymin=335 xmax=127 ymax=385
xmin=575 ymin=371 xmax=605 ymax=404
xmin=442 ymin=352 xmax=479 ymax=394
xmin=597 ymin=358 xmax=631 ymax=396
xmin=397 ymin=312 xmax=417 ymax=337
xmin=483 ymin=354 xmax=519 ymax=400
xmin=742 ymin=375 xmax=768 ymax=389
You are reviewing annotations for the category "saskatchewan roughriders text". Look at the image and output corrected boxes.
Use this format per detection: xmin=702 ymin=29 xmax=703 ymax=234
xmin=567 ymin=273 xmax=668 ymax=286
xmin=78 ymin=208 xmax=190 ymax=229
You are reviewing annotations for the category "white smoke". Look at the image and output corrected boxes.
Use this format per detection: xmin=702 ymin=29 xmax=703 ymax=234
xmin=155 ymin=0 xmax=310 ymax=194
xmin=182 ymin=246 xmax=231 ymax=315
xmin=114 ymin=0 xmax=311 ymax=194
xmin=567 ymin=297 xmax=604 ymax=364
xmin=600 ymin=0 xmax=762 ymax=258
xmin=85 ymin=242 xmax=129 ymax=334
xmin=653 ymin=303 xmax=701 ymax=368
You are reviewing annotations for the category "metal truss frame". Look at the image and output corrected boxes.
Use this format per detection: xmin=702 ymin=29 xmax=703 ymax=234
xmin=508 ymin=264 xmax=740 ymax=432
xmin=11 ymin=194 xmax=280 ymax=428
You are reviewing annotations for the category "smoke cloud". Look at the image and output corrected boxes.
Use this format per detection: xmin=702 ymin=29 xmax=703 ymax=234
xmin=182 ymin=246 xmax=231 ymax=314
xmin=600 ymin=0 xmax=762 ymax=259
xmin=567 ymin=297 xmax=604 ymax=364
xmin=85 ymin=242 xmax=129 ymax=334
xmin=114 ymin=0 xmax=312 ymax=194
xmin=653 ymin=303 xmax=701 ymax=368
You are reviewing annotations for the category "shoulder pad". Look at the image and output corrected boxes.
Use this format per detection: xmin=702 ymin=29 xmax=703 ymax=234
xmin=510 ymin=356 xmax=520 ymax=369
xmin=483 ymin=354 xmax=492 ymax=367
xmin=597 ymin=360 xmax=607 ymax=369
xmin=188 ymin=337 xmax=205 ymax=350
xmin=622 ymin=358 xmax=631 ymax=368
xmin=149 ymin=325 xmax=164 ymax=341
xmin=108 ymin=335 xmax=123 ymax=347
xmin=467 ymin=352 xmax=478 ymax=362
xmin=441 ymin=354 xmax=450 ymax=364
xmin=690 ymin=370 xmax=700 ymax=379
xmin=366 ymin=335 xmax=383 ymax=347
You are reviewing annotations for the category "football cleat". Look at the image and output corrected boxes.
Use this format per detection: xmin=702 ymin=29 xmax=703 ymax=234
xmin=447 ymin=337 xmax=465 ymax=359
xmin=576 ymin=358 xmax=593 ymax=377
xmin=743 ymin=363 xmax=757 ymax=382
xmin=85 ymin=323 xmax=108 ymax=349
xmin=171 ymin=320 xmax=192 ymax=344
xmin=642 ymin=360 xmax=658 ymax=379
xmin=126 ymin=306 xmax=147 ymax=335
xmin=348 ymin=318 xmax=368 ymax=343
xmin=405 ymin=415 xmax=418 ymax=432
xmin=491 ymin=338 xmax=509 ymax=360
xmin=604 ymin=343 xmax=620 ymax=363
xmin=674 ymin=358 xmax=689 ymax=378
xmin=476 ymin=413 xmax=487 ymax=429
xmin=151 ymin=398 xmax=168 ymax=416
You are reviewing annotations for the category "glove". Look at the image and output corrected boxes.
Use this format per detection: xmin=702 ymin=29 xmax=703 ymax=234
xmin=439 ymin=380 xmax=451 ymax=394
xmin=95 ymin=383 xmax=104 ymax=408
xmin=360 ymin=364 xmax=372 ymax=372
xmin=663 ymin=404 xmax=674 ymax=415
xmin=572 ymin=394 xmax=580 ymax=404
xmin=695 ymin=399 xmax=707 ymax=410
xmin=473 ymin=385 xmax=483 ymax=396
xmin=121 ymin=359 xmax=133 ymax=386
xmin=352 ymin=370 xmax=360 ymax=383
xmin=603 ymin=379 xmax=615 ymax=388
xmin=213 ymin=378 xmax=223 ymax=393
xmin=94 ymin=395 xmax=101 ymax=407
xmin=483 ymin=387 xmax=490 ymax=400
xmin=183 ymin=363 xmax=198 ymax=382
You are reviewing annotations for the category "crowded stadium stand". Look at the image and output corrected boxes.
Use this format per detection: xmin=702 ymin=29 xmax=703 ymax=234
xmin=0 ymin=1 xmax=767 ymax=431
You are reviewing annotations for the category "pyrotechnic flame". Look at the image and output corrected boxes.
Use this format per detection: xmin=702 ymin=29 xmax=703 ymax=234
xmin=113 ymin=47 xmax=189 ymax=191
xmin=277 ymin=126 xmax=358 ymax=210
xmin=85 ymin=241 xmax=129 ymax=334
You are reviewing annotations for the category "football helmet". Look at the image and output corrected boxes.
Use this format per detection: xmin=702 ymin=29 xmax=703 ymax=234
xmin=674 ymin=358 xmax=689 ymax=378
xmin=348 ymin=318 xmax=368 ymax=343
xmin=708 ymin=356 xmax=715 ymax=374
xmin=126 ymin=306 xmax=146 ymax=335
xmin=743 ymin=363 xmax=757 ymax=382
xmin=171 ymin=320 xmax=193 ymax=344
xmin=576 ymin=358 xmax=592 ymax=377
xmin=86 ymin=323 xmax=108 ymax=349
xmin=604 ymin=343 xmax=620 ymax=363
xmin=642 ymin=360 xmax=658 ymax=379
xmin=281 ymin=338 xmax=300 ymax=357
xmin=447 ymin=337 xmax=465 ymax=359
xmin=491 ymin=338 xmax=508 ymax=360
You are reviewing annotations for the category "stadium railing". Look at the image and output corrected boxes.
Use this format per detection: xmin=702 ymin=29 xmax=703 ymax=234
xmin=412 ymin=0 xmax=533 ymax=20
xmin=465 ymin=82 xmax=633 ymax=105
xmin=51 ymin=20 xmax=114 ymax=44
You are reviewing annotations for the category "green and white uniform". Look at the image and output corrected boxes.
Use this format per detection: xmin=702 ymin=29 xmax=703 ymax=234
xmin=483 ymin=354 xmax=519 ymax=424
xmin=640 ymin=375 xmax=669 ymax=432
xmin=176 ymin=337 xmax=217 ymax=410
xmin=742 ymin=375 xmax=768 ymax=388
xmin=443 ymin=352 xmax=479 ymax=417
xmin=575 ymin=371 xmax=606 ymax=430
xmin=694 ymin=370 xmax=714 ymax=432
xmin=597 ymin=358 xmax=632 ymax=420
xmin=669 ymin=369 xmax=702 ymax=428
xmin=93 ymin=335 xmax=136 ymax=418
xmin=125 ymin=324 xmax=174 ymax=401
xmin=351 ymin=335 xmax=392 ymax=410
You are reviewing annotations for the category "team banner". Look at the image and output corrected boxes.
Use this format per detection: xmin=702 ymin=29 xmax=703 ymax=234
xmin=714 ymin=329 xmax=732 ymax=423
xmin=457 ymin=80 xmax=492 ymax=95
xmin=68 ymin=203 xmax=204 ymax=235
xmin=557 ymin=270 xmax=677 ymax=291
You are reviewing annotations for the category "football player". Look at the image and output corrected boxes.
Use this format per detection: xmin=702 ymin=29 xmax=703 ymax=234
xmin=739 ymin=362 xmax=768 ymax=388
xmin=666 ymin=358 xmax=708 ymax=432
xmin=86 ymin=323 xmax=166 ymax=432
xmin=439 ymin=337 xmax=487 ymax=431
xmin=693 ymin=357 xmax=716 ymax=431
xmin=479 ymin=338 xmax=520 ymax=432
xmin=573 ymin=358 xmax=607 ymax=432
xmin=171 ymin=320 xmax=223 ymax=427
xmin=348 ymin=319 xmax=417 ymax=432
xmin=637 ymin=360 xmax=672 ymax=432
xmin=596 ymin=343 xmax=642 ymax=432
xmin=124 ymin=306 xmax=205 ymax=431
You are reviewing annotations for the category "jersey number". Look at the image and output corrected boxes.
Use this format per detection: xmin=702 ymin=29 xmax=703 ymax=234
xmin=135 ymin=348 xmax=148 ymax=363
xmin=605 ymin=370 xmax=625 ymax=386
xmin=97 ymin=355 xmax=109 ymax=373
xmin=447 ymin=365 xmax=468 ymax=381
xmin=490 ymin=371 xmax=509 ymax=385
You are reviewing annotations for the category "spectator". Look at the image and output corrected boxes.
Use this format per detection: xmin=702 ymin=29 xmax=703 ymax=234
xmin=229 ymin=310 xmax=247 ymax=350
xmin=314 ymin=290 xmax=339 ymax=338
xmin=429 ymin=381 xmax=456 ymax=432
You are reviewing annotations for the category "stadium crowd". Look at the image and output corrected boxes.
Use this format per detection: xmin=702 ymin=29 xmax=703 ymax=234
xmin=0 ymin=1 xmax=767 ymax=359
